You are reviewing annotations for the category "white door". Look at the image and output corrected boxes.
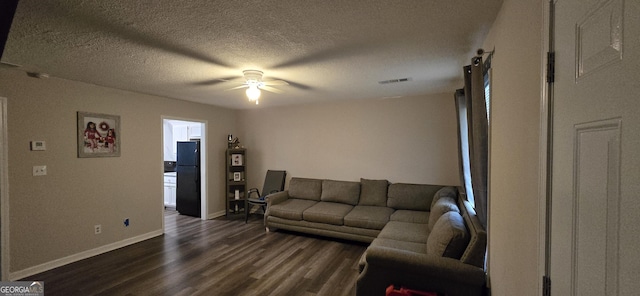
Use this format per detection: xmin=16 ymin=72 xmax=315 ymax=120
xmin=551 ymin=0 xmax=640 ymax=295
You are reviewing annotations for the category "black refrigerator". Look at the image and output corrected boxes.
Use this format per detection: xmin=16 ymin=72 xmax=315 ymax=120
xmin=176 ymin=141 xmax=201 ymax=217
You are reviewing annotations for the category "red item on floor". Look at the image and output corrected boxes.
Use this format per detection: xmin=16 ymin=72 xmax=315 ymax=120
xmin=386 ymin=285 xmax=439 ymax=296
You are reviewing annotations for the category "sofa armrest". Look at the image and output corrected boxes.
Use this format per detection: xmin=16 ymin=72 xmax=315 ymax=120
xmin=263 ymin=191 xmax=290 ymax=227
xmin=357 ymin=246 xmax=485 ymax=296
xmin=266 ymin=190 xmax=290 ymax=206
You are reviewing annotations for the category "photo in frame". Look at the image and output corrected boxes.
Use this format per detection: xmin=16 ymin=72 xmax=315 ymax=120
xmin=233 ymin=172 xmax=242 ymax=181
xmin=231 ymin=154 xmax=243 ymax=166
xmin=77 ymin=111 xmax=121 ymax=158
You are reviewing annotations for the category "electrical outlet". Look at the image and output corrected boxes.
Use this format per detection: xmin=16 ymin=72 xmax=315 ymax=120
xmin=32 ymin=165 xmax=47 ymax=176
xmin=94 ymin=224 xmax=101 ymax=234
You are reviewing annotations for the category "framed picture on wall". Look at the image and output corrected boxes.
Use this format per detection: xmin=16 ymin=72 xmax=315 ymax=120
xmin=231 ymin=154 xmax=243 ymax=166
xmin=77 ymin=111 xmax=121 ymax=158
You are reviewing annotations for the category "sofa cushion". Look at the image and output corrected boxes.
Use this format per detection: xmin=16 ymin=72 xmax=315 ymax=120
xmin=387 ymin=183 xmax=442 ymax=211
xmin=428 ymin=196 xmax=460 ymax=231
xmin=303 ymin=202 xmax=354 ymax=225
xmin=426 ymin=211 xmax=469 ymax=259
xmin=358 ymin=178 xmax=389 ymax=206
xmin=344 ymin=206 xmax=395 ymax=230
xmin=390 ymin=210 xmax=430 ymax=224
xmin=432 ymin=186 xmax=458 ymax=204
xmin=289 ymin=178 xmax=323 ymax=201
xmin=358 ymin=237 xmax=428 ymax=272
xmin=321 ymin=180 xmax=361 ymax=205
xmin=268 ymin=199 xmax=318 ymax=221
xmin=370 ymin=238 xmax=427 ymax=254
xmin=378 ymin=221 xmax=429 ymax=243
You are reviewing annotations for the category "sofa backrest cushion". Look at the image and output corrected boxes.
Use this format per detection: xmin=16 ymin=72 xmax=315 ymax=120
xmin=428 ymin=187 xmax=460 ymax=231
xmin=387 ymin=183 xmax=442 ymax=211
xmin=288 ymin=178 xmax=323 ymax=201
xmin=428 ymin=196 xmax=459 ymax=231
xmin=358 ymin=178 xmax=389 ymax=206
xmin=431 ymin=186 xmax=458 ymax=205
xmin=321 ymin=179 xmax=361 ymax=205
xmin=426 ymin=211 xmax=470 ymax=259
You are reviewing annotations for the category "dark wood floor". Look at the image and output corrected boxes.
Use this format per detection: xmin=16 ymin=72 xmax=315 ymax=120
xmin=24 ymin=210 xmax=367 ymax=296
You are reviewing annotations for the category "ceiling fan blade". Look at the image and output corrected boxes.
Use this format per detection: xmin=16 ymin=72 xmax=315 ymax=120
xmin=0 ymin=61 xmax=22 ymax=69
xmin=286 ymin=81 xmax=312 ymax=90
xmin=262 ymin=80 xmax=289 ymax=86
xmin=217 ymin=77 xmax=246 ymax=83
xmin=260 ymin=85 xmax=284 ymax=94
xmin=270 ymin=76 xmax=311 ymax=90
xmin=192 ymin=78 xmax=232 ymax=86
xmin=225 ymin=84 xmax=249 ymax=91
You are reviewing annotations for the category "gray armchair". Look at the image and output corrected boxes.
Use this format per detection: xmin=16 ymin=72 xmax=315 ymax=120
xmin=245 ymin=170 xmax=286 ymax=223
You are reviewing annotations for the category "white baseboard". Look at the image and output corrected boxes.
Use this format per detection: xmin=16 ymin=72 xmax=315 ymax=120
xmin=10 ymin=229 xmax=163 ymax=281
xmin=207 ymin=210 xmax=226 ymax=220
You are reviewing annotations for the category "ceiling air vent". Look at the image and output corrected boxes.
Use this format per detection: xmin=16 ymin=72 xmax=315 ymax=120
xmin=378 ymin=77 xmax=412 ymax=85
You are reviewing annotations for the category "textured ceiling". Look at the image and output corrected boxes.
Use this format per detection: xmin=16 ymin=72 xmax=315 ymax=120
xmin=2 ymin=0 xmax=503 ymax=109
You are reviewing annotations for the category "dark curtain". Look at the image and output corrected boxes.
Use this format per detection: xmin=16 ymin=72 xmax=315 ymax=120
xmin=456 ymin=58 xmax=489 ymax=228
xmin=0 ymin=0 xmax=19 ymax=58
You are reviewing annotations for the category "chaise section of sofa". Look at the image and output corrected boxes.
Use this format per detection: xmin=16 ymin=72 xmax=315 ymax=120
xmin=356 ymin=193 xmax=487 ymax=296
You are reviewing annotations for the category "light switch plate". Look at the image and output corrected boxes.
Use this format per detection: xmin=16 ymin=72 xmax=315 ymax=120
xmin=30 ymin=141 xmax=46 ymax=151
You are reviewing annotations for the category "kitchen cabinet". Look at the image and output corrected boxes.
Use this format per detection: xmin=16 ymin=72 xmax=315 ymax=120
xmin=189 ymin=125 xmax=201 ymax=138
xmin=164 ymin=173 xmax=177 ymax=207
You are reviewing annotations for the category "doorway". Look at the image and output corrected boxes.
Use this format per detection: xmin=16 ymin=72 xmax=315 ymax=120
xmin=162 ymin=117 xmax=207 ymax=226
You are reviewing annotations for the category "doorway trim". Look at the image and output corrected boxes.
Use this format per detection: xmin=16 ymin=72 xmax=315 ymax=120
xmin=539 ymin=0 xmax=554 ymax=294
xmin=161 ymin=116 xmax=208 ymax=227
xmin=1 ymin=97 xmax=9 ymax=280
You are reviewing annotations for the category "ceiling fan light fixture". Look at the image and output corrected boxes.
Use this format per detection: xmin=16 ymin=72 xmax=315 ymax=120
xmin=243 ymin=70 xmax=264 ymax=81
xmin=246 ymin=84 xmax=261 ymax=101
xmin=229 ymin=69 xmax=286 ymax=104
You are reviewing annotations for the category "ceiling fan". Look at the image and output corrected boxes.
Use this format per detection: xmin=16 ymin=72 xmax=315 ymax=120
xmin=226 ymin=70 xmax=289 ymax=104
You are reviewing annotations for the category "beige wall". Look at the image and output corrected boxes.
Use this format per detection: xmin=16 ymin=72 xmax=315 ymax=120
xmin=0 ymin=69 xmax=235 ymax=275
xmin=482 ymin=0 xmax=544 ymax=295
xmin=236 ymin=94 xmax=460 ymax=189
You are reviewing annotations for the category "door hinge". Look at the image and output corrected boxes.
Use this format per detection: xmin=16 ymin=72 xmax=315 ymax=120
xmin=543 ymin=275 xmax=551 ymax=296
xmin=546 ymin=52 xmax=555 ymax=83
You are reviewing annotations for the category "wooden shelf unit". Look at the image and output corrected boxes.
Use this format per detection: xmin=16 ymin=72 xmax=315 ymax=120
xmin=225 ymin=148 xmax=246 ymax=218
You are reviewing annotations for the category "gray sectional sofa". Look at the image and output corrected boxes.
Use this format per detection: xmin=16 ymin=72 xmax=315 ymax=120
xmin=264 ymin=177 xmax=487 ymax=296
